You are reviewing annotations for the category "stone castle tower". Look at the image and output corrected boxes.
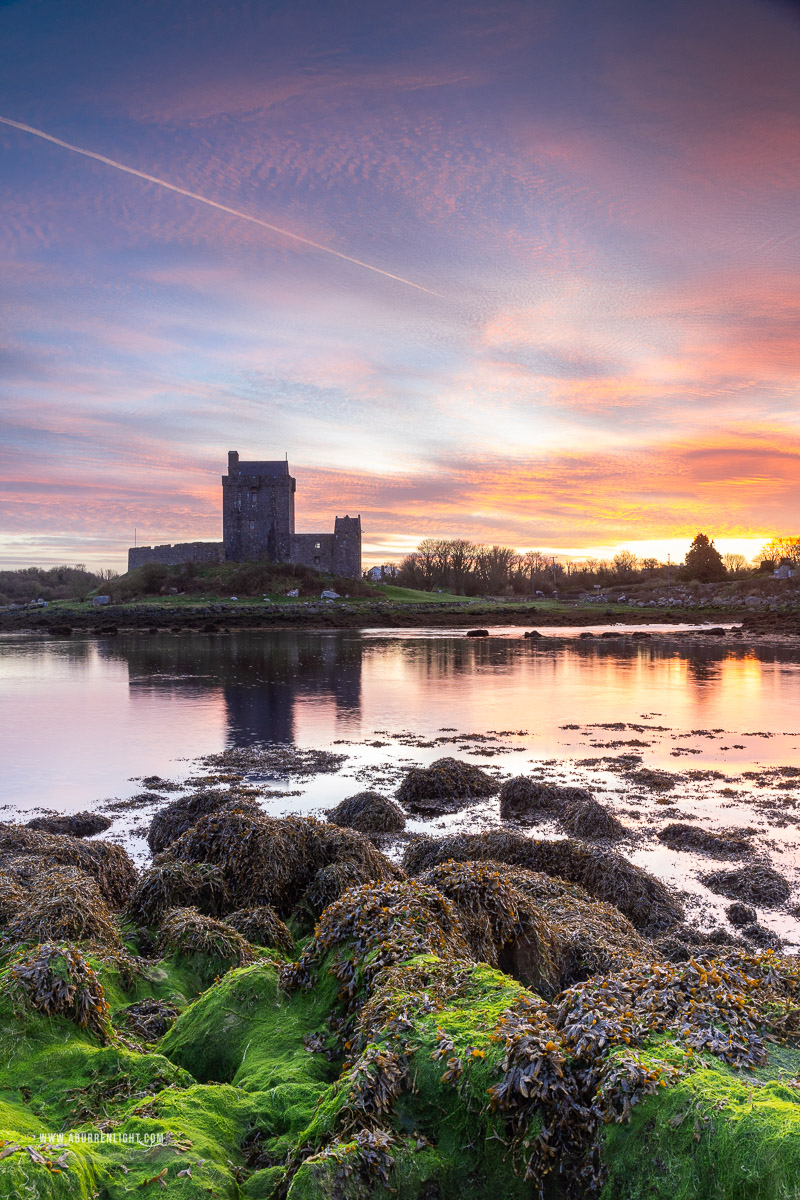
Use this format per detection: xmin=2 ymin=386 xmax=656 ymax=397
xmin=128 ymin=451 xmax=362 ymax=579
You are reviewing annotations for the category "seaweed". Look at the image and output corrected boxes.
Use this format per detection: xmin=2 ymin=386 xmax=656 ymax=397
xmin=327 ymin=791 xmax=406 ymax=835
xmin=402 ymin=830 xmax=683 ymax=935
xmin=283 ymin=879 xmax=470 ymax=1033
xmin=396 ymin=757 xmax=499 ymax=815
xmin=157 ymin=906 xmax=257 ymax=971
xmin=701 ymin=864 xmax=791 ymax=907
xmin=125 ymin=860 xmax=230 ymax=925
xmin=560 ymin=793 xmax=626 ymax=841
xmin=659 ymin=822 xmax=753 ymax=859
xmin=25 ymin=811 xmax=112 ymax=838
xmin=115 ymin=998 xmax=179 ymax=1041
xmin=726 ymin=901 xmax=757 ymax=927
xmin=7 ymin=867 xmax=122 ymax=950
xmin=223 ymin=905 xmax=295 ymax=954
xmin=160 ymin=809 xmax=399 ymax=918
xmin=417 ymin=859 xmax=561 ymax=996
xmin=0 ymin=823 xmax=137 ymax=908
xmin=147 ymin=789 xmax=261 ymax=854
xmin=0 ymin=871 xmax=26 ymax=926
xmin=499 ymin=776 xmax=586 ymax=821
xmin=5 ymin=942 xmax=112 ymax=1042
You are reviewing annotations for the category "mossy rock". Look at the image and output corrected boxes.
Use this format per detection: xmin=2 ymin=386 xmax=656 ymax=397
xmin=600 ymin=1044 xmax=800 ymax=1199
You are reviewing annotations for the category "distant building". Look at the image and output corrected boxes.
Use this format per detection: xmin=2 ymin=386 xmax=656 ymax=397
xmin=128 ymin=451 xmax=361 ymax=578
xmin=774 ymin=559 xmax=794 ymax=580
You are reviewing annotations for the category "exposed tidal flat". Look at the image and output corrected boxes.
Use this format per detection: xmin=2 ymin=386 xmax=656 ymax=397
xmin=1 ymin=625 xmax=800 ymax=1197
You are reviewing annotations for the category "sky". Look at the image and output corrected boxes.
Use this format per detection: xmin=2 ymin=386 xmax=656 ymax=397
xmin=1 ymin=0 xmax=799 ymax=571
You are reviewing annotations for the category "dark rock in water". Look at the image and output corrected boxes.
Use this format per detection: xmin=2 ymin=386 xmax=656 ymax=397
xmin=397 ymin=757 xmax=499 ymax=815
xmin=701 ymin=627 xmax=726 ymax=636
xmin=631 ymin=631 xmax=651 ymax=639
xmin=499 ymin=776 xmax=589 ymax=821
xmin=465 ymin=628 xmax=489 ymax=637
xmin=327 ymin=790 xmax=405 ymax=835
xmin=658 ymin=822 xmax=752 ymax=859
xmin=701 ymin=863 xmax=791 ymax=907
xmin=50 ymin=625 xmax=72 ymax=637
xmin=499 ymin=776 xmax=564 ymax=820
xmin=147 ymin=790 xmax=261 ymax=854
xmin=726 ymin=901 xmax=757 ymax=927
xmin=26 ymin=811 xmax=112 ymax=838
xmin=523 ymin=629 xmax=542 ymax=638
xmin=560 ymin=793 xmax=626 ymax=841
xmin=578 ymin=631 xmax=594 ymax=639
xmin=499 ymin=777 xmax=623 ymax=839
xmin=742 ymin=922 xmax=782 ymax=949
xmin=402 ymin=829 xmax=683 ymax=935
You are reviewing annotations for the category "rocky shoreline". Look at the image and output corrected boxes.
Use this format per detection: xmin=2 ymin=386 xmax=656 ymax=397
xmin=1 ymin=598 xmax=799 ymax=639
xmin=1 ymin=757 xmax=799 ymax=1198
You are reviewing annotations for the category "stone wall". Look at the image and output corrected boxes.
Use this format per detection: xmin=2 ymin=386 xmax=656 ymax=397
xmin=127 ymin=542 xmax=224 ymax=571
xmin=291 ymin=534 xmax=335 ymax=573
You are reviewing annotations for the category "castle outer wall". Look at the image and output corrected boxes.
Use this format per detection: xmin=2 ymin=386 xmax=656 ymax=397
xmin=127 ymin=452 xmax=362 ymax=579
xmin=127 ymin=541 xmax=223 ymax=571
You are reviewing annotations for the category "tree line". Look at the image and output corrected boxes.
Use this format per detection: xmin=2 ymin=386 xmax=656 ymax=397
xmin=393 ymin=534 xmax=799 ymax=595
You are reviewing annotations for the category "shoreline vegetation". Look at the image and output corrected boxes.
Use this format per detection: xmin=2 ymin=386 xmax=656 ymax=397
xmin=1 ymin=761 xmax=800 ymax=1198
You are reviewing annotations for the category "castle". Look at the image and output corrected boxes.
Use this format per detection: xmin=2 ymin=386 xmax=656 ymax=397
xmin=127 ymin=451 xmax=362 ymax=579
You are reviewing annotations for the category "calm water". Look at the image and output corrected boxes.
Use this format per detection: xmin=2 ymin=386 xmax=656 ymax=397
xmin=2 ymin=626 xmax=799 ymax=816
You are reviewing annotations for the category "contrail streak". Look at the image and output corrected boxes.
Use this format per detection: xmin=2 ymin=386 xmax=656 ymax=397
xmin=0 ymin=115 xmax=442 ymax=297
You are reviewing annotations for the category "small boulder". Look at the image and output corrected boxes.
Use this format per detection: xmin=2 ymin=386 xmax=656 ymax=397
xmin=466 ymin=628 xmax=489 ymax=637
xmin=26 ymin=811 xmax=112 ymax=838
xmin=397 ymin=757 xmax=499 ymax=815
xmin=726 ymin=901 xmax=757 ymax=927
xmin=327 ymin=791 xmax=405 ymax=835
xmin=701 ymin=863 xmax=791 ymax=908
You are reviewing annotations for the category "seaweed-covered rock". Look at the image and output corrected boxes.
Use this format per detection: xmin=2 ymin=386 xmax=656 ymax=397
xmin=327 ymin=791 xmax=406 ymax=835
xmin=658 ymin=822 xmax=753 ymax=859
xmin=160 ymin=810 xmax=400 ymax=919
xmin=125 ymin=860 xmax=230 ymax=925
xmin=397 ymin=757 xmax=499 ymax=814
xmin=147 ymin=789 xmax=261 ymax=853
xmin=7 ymin=867 xmax=121 ymax=950
xmin=498 ymin=775 xmax=565 ymax=820
xmin=726 ymin=901 xmax=757 ymax=927
xmin=0 ymin=823 xmax=137 ymax=908
xmin=158 ymin=906 xmax=257 ymax=971
xmin=560 ymin=793 xmax=626 ymax=841
xmin=418 ymin=859 xmax=562 ymax=995
xmin=284 ymin=879 xmax=471 ymax=1027
xmin=5 ymin=942 xmax=112 ymax=1041
xmin=224 ymin=905 xmax=294 ymax=954
xmin=402 ymin=830 xmax=682 ymax=935
xmin=701 ymin=863 xmax=791 ymax=907
xmin=25 ymin=811 xmax=112 ymax=837
xmin=0 ymin=870 xmax=26 ymax=925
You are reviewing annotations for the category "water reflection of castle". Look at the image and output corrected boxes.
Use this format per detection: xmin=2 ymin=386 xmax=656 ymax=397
xmin=107 ymin=633 xmax=362 ymax=746
xmin=98 ymin=632 xmax=775 ymax=749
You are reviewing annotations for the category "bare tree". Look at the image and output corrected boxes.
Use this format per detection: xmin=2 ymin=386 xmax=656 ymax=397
xmin=722 ymin=552 xmax=748 ymax=574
